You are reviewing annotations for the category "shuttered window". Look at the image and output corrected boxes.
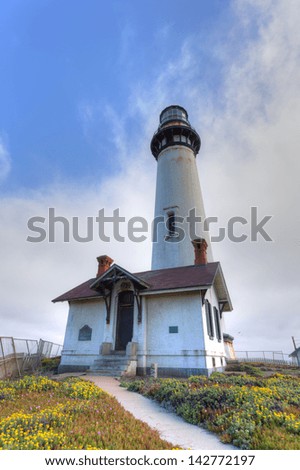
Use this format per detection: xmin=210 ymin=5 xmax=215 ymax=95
xmin=214 ymin=307 xmax=222 ymax=341
xmin=205 ymin=300 xmax=214 ymax=340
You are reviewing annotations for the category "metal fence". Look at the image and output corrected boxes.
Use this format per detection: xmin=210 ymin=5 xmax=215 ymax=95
xmin=38 ymin=339 xmax=62 ymax=358
xmin=0 ymin=337 xmax=62 ymax=379
xmin=233 ymin=350 xmax=295 ymax=366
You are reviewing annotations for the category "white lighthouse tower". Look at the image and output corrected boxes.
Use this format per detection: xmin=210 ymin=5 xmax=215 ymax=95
xmin=151 ymin=105 xmax=212 ymax=270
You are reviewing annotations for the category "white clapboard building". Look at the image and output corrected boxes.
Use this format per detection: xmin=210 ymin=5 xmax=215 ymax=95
xmin=54 ymin=105 xmax=234 ymax=377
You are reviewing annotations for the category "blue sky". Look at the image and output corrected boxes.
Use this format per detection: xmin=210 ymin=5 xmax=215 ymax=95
xmin=0 ymin=0 xmax=299 ymax=356
xmin=0 ymin=0 xmax=238 ymax=192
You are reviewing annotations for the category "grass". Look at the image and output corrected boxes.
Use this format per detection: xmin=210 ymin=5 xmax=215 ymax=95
xmin=121 ymin=369 xmax=300 ymax=450
xmin=0 ymin=375 xmax=175 ymax=450
xmin=225 ymin=361 xmax=300 ymax=377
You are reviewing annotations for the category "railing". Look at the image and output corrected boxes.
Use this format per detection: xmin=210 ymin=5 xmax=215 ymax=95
xmin=0 ymin=337 xmax=62 ymax=379
xmin=38 ymin=339 xmax=62 ymax=358
xmin=231 ymin=350 xmax=295 ymax=366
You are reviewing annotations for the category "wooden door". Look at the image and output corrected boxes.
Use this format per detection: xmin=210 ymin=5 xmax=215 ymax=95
xmin=115 ymin=291 xmax=134 ymax=351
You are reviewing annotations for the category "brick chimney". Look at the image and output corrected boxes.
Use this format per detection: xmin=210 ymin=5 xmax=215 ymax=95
xmin=192 ymin=238 xmax=208 ymax=265
xmin=96 ymin=255 xmax=113 ymax=277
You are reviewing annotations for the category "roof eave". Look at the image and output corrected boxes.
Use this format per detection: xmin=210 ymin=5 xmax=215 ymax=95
xmin=52 ymin=295 xmax=103 ymax=303
xmin=213 ymin=263 xmax=233 ymax=312
xmin=139 ymin=285 xmax=211 ymax=296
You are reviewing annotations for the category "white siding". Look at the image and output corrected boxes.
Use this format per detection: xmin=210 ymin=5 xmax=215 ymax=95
xmin=60 ymin=299 xmax=106 ymax=367
xmin=143 ymin=291 xmax=207 ymax=370
xmin=202 ymin=286 xmax=226 ymax=369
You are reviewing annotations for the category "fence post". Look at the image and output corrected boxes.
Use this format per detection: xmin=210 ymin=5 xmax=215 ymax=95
xmin=0 ymin=337 xmax=8 ymax=379
xmin=26 ymin=340 xmax=36 ymax=373
xmin=10 ymin=337 xmax=21 ymax=377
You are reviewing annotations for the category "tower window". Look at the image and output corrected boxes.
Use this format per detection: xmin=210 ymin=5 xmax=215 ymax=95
xmin=169 ymin=326 xmax=178 ymax=333
xmin=167 ymin=211 xmax=176 ymax=237
xmin=160 ymin=107 xmax=188 ymax=125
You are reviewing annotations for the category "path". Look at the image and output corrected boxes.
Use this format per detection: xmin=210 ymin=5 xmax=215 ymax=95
xmin=85 ymin=375 xmax=236 ymax=450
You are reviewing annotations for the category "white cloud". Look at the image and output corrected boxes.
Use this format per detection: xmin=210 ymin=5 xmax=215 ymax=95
xmin=0 ymin=156 xmax=155 ymax=345
xmin=124 ymin=0 xmax=300 ymax=354
xmin=1 ymin=0 xmax=299 ymax=356
xmin=199 ymin=0 xmax=300 ymax=354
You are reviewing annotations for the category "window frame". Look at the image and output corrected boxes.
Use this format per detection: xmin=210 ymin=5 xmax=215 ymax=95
xmin=205 ymin=300 xmax=214 ymax=340
xmin=214 ymin=306 xmax=222 ymax=342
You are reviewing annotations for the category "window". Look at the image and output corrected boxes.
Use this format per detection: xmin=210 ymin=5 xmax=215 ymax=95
xmin=78 ymin=325 xmax=92 ymax=341
xmin=166 ymin=211 xmax=176 ymax=237
xmin=205 ymin=300 xmax=214 ymax=340
xmin=160 ymin=108 xmax=188 ymax=124
xmin=214 ymin=307 xmax=222 ymax=341
xmin=169 ymin=326 xmax=178 ymax=333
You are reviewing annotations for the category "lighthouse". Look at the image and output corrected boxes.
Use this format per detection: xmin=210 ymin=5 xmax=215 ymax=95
xmin=151 ymin=105 xmax=213 ymax=270
xmin=55 ymin=104 xmax=235 ymax=377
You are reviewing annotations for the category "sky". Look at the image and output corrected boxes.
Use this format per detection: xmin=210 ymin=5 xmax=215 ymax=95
xmin=0 ymin=0 xmax=299 ymax=357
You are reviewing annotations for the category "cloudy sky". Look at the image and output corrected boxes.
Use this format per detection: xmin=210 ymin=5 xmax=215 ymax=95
xmin=0 ymin=0 xmax=299 ymax=357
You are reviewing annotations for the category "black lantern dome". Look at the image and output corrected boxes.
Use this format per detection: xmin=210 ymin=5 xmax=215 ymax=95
xmin=151 ymin=105 xmax=201 ymax=159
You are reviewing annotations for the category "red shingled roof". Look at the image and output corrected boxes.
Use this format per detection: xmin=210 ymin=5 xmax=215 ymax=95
xmin=137 ymin=262 xmax=219 ymax=291
xmin=52 ymin=262 xmax=220 ymax=303
xmin=53 ymin=278 xmax=99 ymax=303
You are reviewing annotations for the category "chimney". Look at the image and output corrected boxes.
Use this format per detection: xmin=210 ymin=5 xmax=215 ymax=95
xmin=96 ymin=255 xmax=113 ymax=277
xmin=192 ymin=238 xmax=208 ymax=265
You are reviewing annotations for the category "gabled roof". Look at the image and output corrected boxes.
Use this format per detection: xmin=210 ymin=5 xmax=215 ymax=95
xmin=90 ymin=264 xmax=150 ymax=291
xmin=52 ymin=261 xmax=233 ymax=311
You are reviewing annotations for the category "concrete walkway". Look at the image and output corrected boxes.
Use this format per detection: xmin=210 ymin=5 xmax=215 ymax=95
xmin=85 ymin=375 xmax=236 ymax=450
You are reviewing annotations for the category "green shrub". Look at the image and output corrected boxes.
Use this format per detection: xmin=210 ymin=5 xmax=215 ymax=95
xmin=240 ymin=364 xmax=264 ymax=377
xmin=126 ymin=373 xmax=300 ymax=450
xmin=41 ymin=356 xmax=61 ymax=373
xmin=188 ymin=375 xmax=208 ymax=385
